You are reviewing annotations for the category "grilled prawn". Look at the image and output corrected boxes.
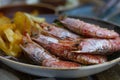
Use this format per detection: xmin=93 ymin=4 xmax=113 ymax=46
xmin=73 ymin=38 xmax=120 ymax=55
xmin=59 ymin=17 xmax=119 ymax=39
xmin=20 ymin=34 xmax=80 ymax=68
xmin=38 ymin=22 xmax=80 ymax=40
xmin=32 ymin=34 xmax=107 ymax=64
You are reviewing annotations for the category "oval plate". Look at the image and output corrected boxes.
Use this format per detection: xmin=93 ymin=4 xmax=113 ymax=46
xmin=0 ymin=15 xmax=120 ymax=78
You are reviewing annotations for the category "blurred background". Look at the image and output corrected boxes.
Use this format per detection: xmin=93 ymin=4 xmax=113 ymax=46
xmin=0 ymin=0 xmax=120 ymax=25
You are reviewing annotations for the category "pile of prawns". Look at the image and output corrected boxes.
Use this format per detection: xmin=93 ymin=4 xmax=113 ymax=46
xmin=20 ymin=17 xmax=120 ymax=68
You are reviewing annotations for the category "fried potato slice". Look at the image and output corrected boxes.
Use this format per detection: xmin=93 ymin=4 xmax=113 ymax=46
xmin=0 ymin=15 xmax=11 ymax=25
xmin=0 ymin=12 xmax=45 ymax=57
xmin=0 ymin=23 xmax=22 ymax=57
xmin=14 ymin=12 xmax=45 ymax=35
xmin=14 ymin=12 xmax=32 ymax=35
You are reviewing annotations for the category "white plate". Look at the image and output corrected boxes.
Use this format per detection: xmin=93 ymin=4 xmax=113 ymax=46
xmin=0 ymin=16 xmax=120 ymax=78
xmin=0 ymin=55 xmax=120 ymax=78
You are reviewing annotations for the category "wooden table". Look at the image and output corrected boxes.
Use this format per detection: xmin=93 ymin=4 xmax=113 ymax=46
xmin=0 ymin=62 xmax=120 ymax=80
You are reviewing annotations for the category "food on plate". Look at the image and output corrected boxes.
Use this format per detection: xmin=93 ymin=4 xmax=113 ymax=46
xmin=38 ymin=22 xmax=80 ymax=40
xmin=0 ymin=24 xmax=22 ymax=57
xmin=0 ymin=12 xmax=119 ymax=68
xmin=14 ymin=12 xmax=45 ymax=35
xmin=0 ymin=12 xmax=45 ymax=57
xmin=59 ymin=17 xmax=119 ymax=39
xmin=73 ymin=38 xmax=120 ymax=55
xmin=20 ymin=34 xmax=80 ymax=68
xmin=0 ymin=15 xmax=11 ymax=25
xmin=0 ymin=15 xmax=22 ymax=57
xmin=32 ymin=34 xmax=107 ymax=64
